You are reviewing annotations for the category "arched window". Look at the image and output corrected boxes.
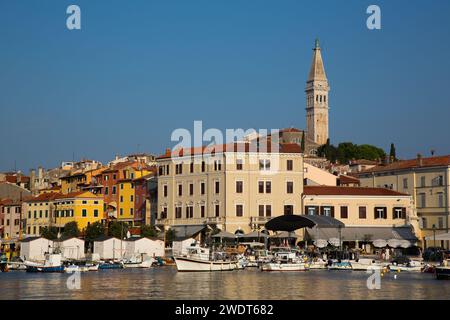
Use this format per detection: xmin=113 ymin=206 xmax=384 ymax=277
xmin=324 ymin=96 xmax=327 ymax=103
xmin=316 ymin=95 xmax=318 ymax=102
xmin=319 ymin=95 xmax=322 ymax=103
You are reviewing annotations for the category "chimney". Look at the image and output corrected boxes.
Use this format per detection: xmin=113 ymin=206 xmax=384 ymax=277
xmin=165 ymin=148 xmax=171 ymax=156
xmin=417 ymin=153 xmax=423 ymax=167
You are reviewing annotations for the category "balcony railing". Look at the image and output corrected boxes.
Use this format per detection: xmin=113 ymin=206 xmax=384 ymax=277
xmin=206 ymin=217 xmax=225 ymax=224
xmin=250 ymin=216 xmax=271 ymax=224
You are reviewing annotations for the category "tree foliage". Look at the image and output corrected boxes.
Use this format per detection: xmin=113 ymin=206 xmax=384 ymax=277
xmin=141 ymin=225 xmax=158 ymax=238
xmin=85 ymin=221 xmax=106 ymax=242
xmin=62 ymin=221 xmax=80 ymax=239
xmin=165 ymin=228 xmax=176 ymax=246
xmin=40 ymin=226 xmax=59 ymax=240
xmin=108 ymin=221 xmax=129 ymax=239
xmin=389 ymin=143 xmax=397 ymax=161
xmin=317 ymin=141 xmax=386 ymax=164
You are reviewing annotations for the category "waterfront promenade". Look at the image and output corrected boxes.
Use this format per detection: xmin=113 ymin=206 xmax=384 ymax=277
xmin=0 ymin=268 xmax=448 ymax=300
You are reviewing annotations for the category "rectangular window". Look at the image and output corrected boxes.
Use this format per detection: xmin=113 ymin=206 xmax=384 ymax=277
xmin=189 ymin=183 xmax=194 ymax=196
xmin=39 ymin=210 xmax=42 ymax=218
xmin=214 ymin=160 xmax=222 ymax=171
xmin=265 ymin=181 xmax=271 ymax=194
xmin=321 ymin=206 xmax=333 ymax=217
xmin=284 ymin=205 xmax=294 ymax=216
xmin=161 ymin=207 xmax=168 ymax=219
xmin=259 ymin=159 xmax=270 ymax=171
xmin=94 ymin=209 xmax=98 ymax=217
xmin=163 ymin=185 xmax=168 ymax=197
xmin=120 ymin=196 xmax=123 ymax=203
xmin=438 ymin=193 xmax=444 ymax=208
xmin=438 ymin=217 xmax=444 ymax=229
xmin=422 ymin=217 xmax=427 ymax=229
xmin=266 ymin=205 xmax=272 ymax=217
xmin=45 ymin=210 xmax=48 ymax=218
xmin=340 ymin=206 xmax=348 ymax=219
xmin=258 ymin=181 xmax=264 ymax=194
xmin=259 ymin=205 xmax=264 ymax=217
xmin=175 ymin=207 xmax=182 ymax=219
xmin=82 ymin=200 xmax=87 ymax=204
xmin=190 ymin=162 xmax=194 ymax=173
xmin=286 ymin=181 xmax=293 ymax=194
xmin=105 ymin=187 xmax=109 ymax=195
xmin=420 ymin=176 xmax=426 ymax=187
xmin=236 ymin=205 xmax=243 ymax=217
xmin=201 ymin=161 xmax=206 ymax=172
xmin=215 ymin=204 xmax=220 ymax=217
xmin=403 ymin=178 xmax=408 ymax=189
xmin=200 ymin=205 xmax=205 ymax=218
xmin=200 ymin=182 xmax=205 ymax=195
xmin=82 ymin=209 xmax=87 ymax=217
xmin=419 ymin=193 xmax=426 ymax=208
xmin=28 ymin=211 xmax=31 ymax=219
xmin=236 ymin=159 xmax=243 ymax=171
xmin=130 ymin=195 xmax=134 ymax=202
xmin=215 ymin=181 xmax=220 ymax=194
xmin=120 ymin=184 xmax=124 ymax=190
xmin=374 ymin=207 xmax=387 ymax=219
xmin=178 ymin=184 xmax=182 ymax=196
xmin=287 ymin=160 xmax=293 ymax=171
xmin=306 ymin=206 xmax=317 ymax=216
xmin=236 ymin=181 xmax=243 ymax=193
xmin=166 ymin=165 xmax=169 ymax=175
xmin=34 ymin=211 xmax=37 ymax=219
xmin=159 ymin=166 xmax=164 ymax=176
xmin=359 ymin=206 xmax=367 ymax=219
xmin=112 ymin=186 xmax=117 ymax=195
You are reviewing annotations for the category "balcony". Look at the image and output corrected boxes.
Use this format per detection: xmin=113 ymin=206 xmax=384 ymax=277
xmin=250 ymin=216 xmax=271 ymax=225
xmin=206 ymin=217 xmax=225 ymax=225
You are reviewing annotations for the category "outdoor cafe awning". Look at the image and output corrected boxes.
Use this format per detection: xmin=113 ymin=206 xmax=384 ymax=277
xmin=265 ymin=215 xmax=345 ymax=232
xmin=171 ymin=225 xmax=207 ymax=241
xmin=270 ymin=231 xmax=299 ymax=239
xmin=240 ymin=231 xmax=269 ymax=239
xmin=306 ymin=226 xmax=418 ymax=243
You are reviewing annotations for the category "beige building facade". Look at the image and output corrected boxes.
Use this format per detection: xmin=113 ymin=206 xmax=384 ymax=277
xmin=358 ymin=155 xmax=450 ymax=248
xmin=23 ymin=193 xmax=60 ymax=236
xmin=156 ymin=143 xmax=304 ymax=234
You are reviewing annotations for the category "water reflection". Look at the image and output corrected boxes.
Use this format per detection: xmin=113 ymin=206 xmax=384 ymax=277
xmin=0 ymin=268 xmax=448 ymax=300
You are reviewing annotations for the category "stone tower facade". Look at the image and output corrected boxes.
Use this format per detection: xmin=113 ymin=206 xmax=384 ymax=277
xmin=305 ymin=39 xmax=330 ymax=146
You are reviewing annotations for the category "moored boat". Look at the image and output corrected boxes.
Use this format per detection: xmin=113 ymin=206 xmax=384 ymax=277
xmin=174 ymin=247 xmax=239 ymax=272
xmin=261 ymin=248 xmax=309 ymax=272
xmin=327 ymin=260 xmax=352 ymax=270
xmin=350 ymin=258 xmax=385 ymax=271
xmin=25 ymin=254 xmax=64 ymax=273
xmin=98 ymin=261 xmax=124 ymax=270
xmin=435 ymin=259 xmax=450 ymax=280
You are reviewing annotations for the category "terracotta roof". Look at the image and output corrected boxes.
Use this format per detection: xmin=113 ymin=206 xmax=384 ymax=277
xmin=25 ymin=193 xmax=62 ymax=203
xmin=280 ymin=127 xmax=303 ymax=133
xmin=359 ymin=155 xmax=450 ymax=174
xmin=55 ymin=191 xmax=102 ymax=200
xmin=338 ymin=175 xmax=360 ymax=185
xmin=157 ymin=142 xmax=302 ymax=160
xmin=349 ymin=159 xmax=379 ymax=166
xmin=303 ymin=186 xmax=408 ymax=196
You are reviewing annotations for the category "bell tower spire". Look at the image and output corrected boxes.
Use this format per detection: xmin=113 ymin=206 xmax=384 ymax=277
xmin=306 ymin=38 xmax=330 ymax=146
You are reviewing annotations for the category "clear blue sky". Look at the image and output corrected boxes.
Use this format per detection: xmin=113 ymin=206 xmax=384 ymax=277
xmin=1 ymin=0 xmax=449 ymax=172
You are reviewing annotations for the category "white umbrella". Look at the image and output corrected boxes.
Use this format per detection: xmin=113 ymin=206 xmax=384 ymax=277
xmin=387 ymin=239 xmax=401 ymax=248
xmin=399 ymin=240 xmax=412 ymax=248
xmin=314 ymin=239 xmax=328 ymax=248
xmin=373 ymin=239 xmax=387 ymax=248
xmin=328 ymin=238 xmax=340 ymax=247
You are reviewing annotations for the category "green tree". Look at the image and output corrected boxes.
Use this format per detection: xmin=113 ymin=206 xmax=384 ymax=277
xmin=40 ymin=226 xmax=59 ymax=240
xmin=357 ymin=144 xmax=386 ymax=161
xmin=85 ymin=221 xmax=105 ymax=242
xmin=300 ymin=131 xmax=305 ymax=152
xmin=389 ymin=143 xmax=397 ymax=161
xmin=108 ymin=221 xmax=129 ymax=239
xmin=318 ymin=140 xmax=385 ymax=164
xmin=141 ymin=225 xmax=158 ymax=238
xmin=62 ymin=221 xmax=80 ymax=239
xmin=165 ymin=228 xmax=176 ymax=246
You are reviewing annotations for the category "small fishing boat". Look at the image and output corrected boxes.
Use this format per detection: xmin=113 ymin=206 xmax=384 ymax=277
xmin=98 ymin=261 xmax=124 ymax=270
xmin=25 ymin=254 xmax=64 ymax=273
xmin=388 ymin=260 xmax=423 ymax=272
xmin=308 ymin=258 xmax=328 ymax=270
xmin=350 ymin=258 xmax=385 ymax=271
xmin=435 ymin=259 xmax=450 ymax=280
xmin=122 ymin=256 xmax=155 ymax=269
xmin=327 ymin=260 xmax=352 ymax=270
xmin=174 ymin=247 xmax=239 ymax=272
xmin=261 ymin=249 xmax=309 ymax=272
xmin=86 ymin=263 xmax=99 ymax=271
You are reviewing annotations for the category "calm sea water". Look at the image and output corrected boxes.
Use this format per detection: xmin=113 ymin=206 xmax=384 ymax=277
xmin=0 ymin=267 xmax=448 ymax=300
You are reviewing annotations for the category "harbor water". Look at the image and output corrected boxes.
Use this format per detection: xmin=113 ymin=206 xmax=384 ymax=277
xmin=0 ymin=267 xmax=449 ymax=300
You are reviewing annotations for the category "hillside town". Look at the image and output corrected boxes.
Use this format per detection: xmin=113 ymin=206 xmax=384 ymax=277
xmin=1 ymin=40 xmax=449 ymax=278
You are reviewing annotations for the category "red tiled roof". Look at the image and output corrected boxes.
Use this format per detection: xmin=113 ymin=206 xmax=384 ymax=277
xmin=25 ymin=193 xmax=62 ymax=203
xmin=359 ymin=155 xmax=450 ymax=174
xmin=349 ymin=159 xmax=379 ymax=166
xmin=338 ymin=175 xmax=360 ymax=184
xmin=303 ymin=186 xmax=408 ymax=196
xmin=157 ymin=142 xmax=302 ymax=160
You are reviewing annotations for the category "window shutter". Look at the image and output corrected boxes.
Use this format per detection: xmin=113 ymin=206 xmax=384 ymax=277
xmin=331 ymin=206 xmax=335 ymax=218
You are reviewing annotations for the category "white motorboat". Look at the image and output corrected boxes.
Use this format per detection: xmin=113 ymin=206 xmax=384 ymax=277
xmin=388 ymin=260 xmax=423 ymax=272
xmin=261 ymin=248 xmax=309 ymax=272
xmin=65 ymin=264 xmax=89 ymax=273
xmin=122 ymin=257 xmax=155 ymax=269
xmin=174 ymin=247 xmax=239 ymax=272
xmin=308 ymin=258 xmax=328 ymax=270
xmin=350 ymin=258 xmax=386 ymax=271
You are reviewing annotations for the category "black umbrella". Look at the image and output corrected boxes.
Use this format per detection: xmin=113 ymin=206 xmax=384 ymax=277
xmin=265 ymin=215 xmax=345 ymax=232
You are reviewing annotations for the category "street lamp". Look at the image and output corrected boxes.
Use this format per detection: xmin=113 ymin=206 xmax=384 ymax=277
xmin=432 ymin=224 xmax=436 ymax=260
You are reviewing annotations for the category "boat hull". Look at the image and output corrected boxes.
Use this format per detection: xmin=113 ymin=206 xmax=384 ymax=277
xmin=174 ymin=257 xmax=238 ymax=272
xmin=98 ymin=263 xmax=123 ymax=270
xmin=26 ymin=265 xmax=64 ymax=273
xmin=435 ymin=267 xmax=450 ymax=280
xmin=261 ymin=262 xmax=309 ymax=272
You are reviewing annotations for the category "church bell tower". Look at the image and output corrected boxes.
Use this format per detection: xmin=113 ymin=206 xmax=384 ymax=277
xmin=305 ymin=39 xmax=330 ymax=146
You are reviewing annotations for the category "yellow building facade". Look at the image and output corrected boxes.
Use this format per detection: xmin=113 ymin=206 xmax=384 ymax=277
xmin=23 ymin=193 xmax=60 ymax=236
xmin=53 ymin=191 xmax=104 ymax=230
